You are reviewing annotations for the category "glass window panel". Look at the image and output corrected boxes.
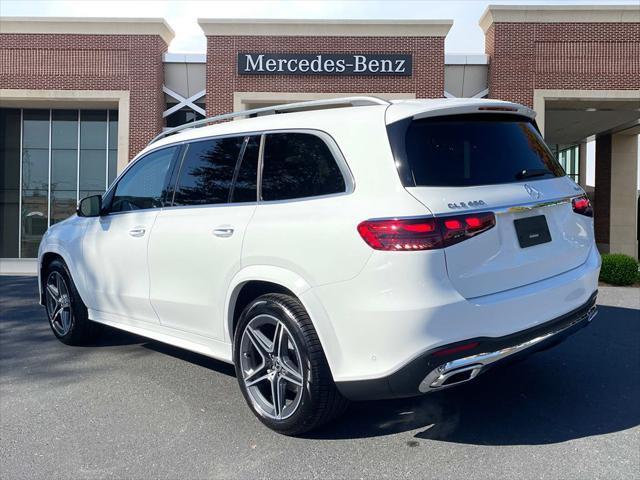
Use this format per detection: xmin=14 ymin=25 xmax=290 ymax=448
xmin=22 ymin=148 xmax=49 ymax=191
xmin=108 ymin=110 xmax=118 ymax=149
xmin=261 ymin=133 xmax=345 ymax=201
xmin=23 ymin=110 xmax=49 ymax=149
xmin=110 ymin=147 xmax=176 ymax=212
xmin=173 ymin=137 xmax=243 ymax=206
xmin=21 ymin=190 xmax=48 ymax=258
xmin=0 ymin=188 xmax=19 ymax=257
xmin=52 ymin=149 xmax=77 ymax=193
xmin=52 ymin=110 xmax=78 ymax=149
xmin=108 ymin=149 xmax=117 ymax=186
xmin=0 ymin=108 xmax=21 ymax=256
xmin=51 ymin=189 xmax=77 ymax=226
xmin=80 ymin=110 xmax=107 ymax=150
xmin=79 ymin=149 xmax=106 ymax=192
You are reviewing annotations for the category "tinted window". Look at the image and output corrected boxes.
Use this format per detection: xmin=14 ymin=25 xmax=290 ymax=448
xmin=388 ymin=114 xmax=565 ymax=187
xmin=173 ymin=137 xmax=244 ymax=206
xmin=230 ymin=136 xmax=259 ymax=203
xmin=110 ymin=147 xmax=177 ymax=212
xmin=261 ymin=133 xmax=345 ymax=201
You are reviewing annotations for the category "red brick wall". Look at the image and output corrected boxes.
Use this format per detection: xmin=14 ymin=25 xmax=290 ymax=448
xmin=594 ymin=134 xmax=612 ymax=246
xmin=205 ymin=35 xmax=445 ymax=115
xmin=0 ymin=33 xmax=168 ymax=159
xmin=485 ymin=22 xmax=640 ymax=107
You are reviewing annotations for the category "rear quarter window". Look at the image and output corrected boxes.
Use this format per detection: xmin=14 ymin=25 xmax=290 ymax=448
xmin=387 ymin=114 xmax=565 ymax=187
xmin=261 ymin=132 xmax=346 ymax=201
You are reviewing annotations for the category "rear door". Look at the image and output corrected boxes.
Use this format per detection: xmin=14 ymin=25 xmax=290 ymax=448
xmin=147 ymin=135 xmax=259 ymax=340
xmin=388 ymin=114 xmax=593 ymax=298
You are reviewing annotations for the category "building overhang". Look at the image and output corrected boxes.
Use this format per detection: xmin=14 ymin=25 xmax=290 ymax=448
xmin=479 ymin=5 xmax=640 ymax=33
xmin=0 ymin=16 xmax=175 ymax=45
xmin=198 ymin=18 xmax=453 ymax=37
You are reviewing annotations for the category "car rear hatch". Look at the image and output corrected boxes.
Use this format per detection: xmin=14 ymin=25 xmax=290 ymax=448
xmin=386 ymin=107 xmax=593 ymax=298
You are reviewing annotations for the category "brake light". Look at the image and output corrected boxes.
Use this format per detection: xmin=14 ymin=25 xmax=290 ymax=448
xmin=357 ymin=212 xmax=496 ymax=251
xmin=357 ymin=218 xmax=441 ymax=251
xmin=572 ymin=195 xmax=593 ymax=217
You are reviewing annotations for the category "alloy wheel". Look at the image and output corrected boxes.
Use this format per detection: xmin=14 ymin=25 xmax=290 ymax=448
xmin=239 ymin=314 xmax=304 ymax=420
xmin=45 ymin=271 xmax=73 ymax=336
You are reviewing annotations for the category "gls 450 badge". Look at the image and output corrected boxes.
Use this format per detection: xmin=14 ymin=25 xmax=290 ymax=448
xmin=447 ymin=200 xmax=487 ymax=209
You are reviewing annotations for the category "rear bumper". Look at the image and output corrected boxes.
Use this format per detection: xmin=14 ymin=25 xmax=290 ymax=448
xmin=336 ymin=291 xmax=597 ymax=401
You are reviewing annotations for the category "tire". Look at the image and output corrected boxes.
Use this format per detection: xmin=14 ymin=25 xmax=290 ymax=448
xmin=43 ymin=259 xmax=98 ymax=346
xmin=233 ymin=293 xmax=349 ymax=435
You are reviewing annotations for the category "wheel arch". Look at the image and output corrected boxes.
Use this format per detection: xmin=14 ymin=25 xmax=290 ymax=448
xmin=225 ymin=266 xmax=342 ymax=375
xmin=38 ymin=245 xmax=87 ymax=307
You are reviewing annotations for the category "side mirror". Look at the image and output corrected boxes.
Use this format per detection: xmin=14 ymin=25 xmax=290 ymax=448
xmin=77 ymin=195 xmax=103 ymax=217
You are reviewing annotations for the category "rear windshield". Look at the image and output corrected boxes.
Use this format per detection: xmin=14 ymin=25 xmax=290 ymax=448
xmin=387 ymin=114 xmax=565 ymax=187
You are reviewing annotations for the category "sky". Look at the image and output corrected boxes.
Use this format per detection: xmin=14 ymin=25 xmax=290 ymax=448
xmin=2 ymin=0 xmax=639 ymax=54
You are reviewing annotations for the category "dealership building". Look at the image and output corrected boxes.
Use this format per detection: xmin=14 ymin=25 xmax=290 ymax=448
xmin=1 ymin=5 xmax=639 ymax=273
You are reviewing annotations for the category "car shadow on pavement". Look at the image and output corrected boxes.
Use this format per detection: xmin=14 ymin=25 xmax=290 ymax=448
xmin=305 ymin=304 xmax=640 ymax=445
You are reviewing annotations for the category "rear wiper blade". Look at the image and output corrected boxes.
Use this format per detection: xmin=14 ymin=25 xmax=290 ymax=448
xmin=516 ymin=168 xmax=553 ymax=180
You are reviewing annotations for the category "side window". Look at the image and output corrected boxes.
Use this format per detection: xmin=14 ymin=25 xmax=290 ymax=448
xmin=110 ymin=146 xmax=177 ymax=213
xmin=173 ymin=136 xmax=244 ymax=206
xmin=261 ymin=133 xmax=346 ymax=201
xmin=230 ymin=136 xmax=259 ymax=203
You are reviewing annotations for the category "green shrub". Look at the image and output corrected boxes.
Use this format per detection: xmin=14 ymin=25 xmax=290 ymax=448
xmin=599 ymin=253 xmax=639 ymax=286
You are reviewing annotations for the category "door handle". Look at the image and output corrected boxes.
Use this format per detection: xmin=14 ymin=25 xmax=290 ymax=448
xmin=128 ymin=227 xmax=146 ymax=237
xmin=213 ymin=226 xmax=234 ymax=238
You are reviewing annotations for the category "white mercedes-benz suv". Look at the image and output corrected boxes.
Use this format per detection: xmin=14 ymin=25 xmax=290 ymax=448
xmin=38 ymin=97 xmax=599 ymax=434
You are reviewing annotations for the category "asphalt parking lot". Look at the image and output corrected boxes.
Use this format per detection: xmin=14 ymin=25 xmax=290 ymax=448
xmin=1 ymin=276 xmax=639 ymax=479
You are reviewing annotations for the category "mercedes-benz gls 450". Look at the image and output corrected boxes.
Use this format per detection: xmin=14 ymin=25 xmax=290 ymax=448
xmin=38 ymin=97 xmax=599 ymax=434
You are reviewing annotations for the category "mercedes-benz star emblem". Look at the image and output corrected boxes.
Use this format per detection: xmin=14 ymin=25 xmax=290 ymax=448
xmin=524 ymin=184 xmax=542 ymax=200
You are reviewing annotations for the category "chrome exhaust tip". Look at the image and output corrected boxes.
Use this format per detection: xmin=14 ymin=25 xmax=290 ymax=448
xmin=419 ymin=303 xmax=598 ymax=393
xmin=425 ymin=364 xmax=483 ymax=390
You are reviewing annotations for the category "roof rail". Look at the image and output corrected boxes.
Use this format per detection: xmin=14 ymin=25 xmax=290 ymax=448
xmin=148 ymin=96 xmax=390 ymax=145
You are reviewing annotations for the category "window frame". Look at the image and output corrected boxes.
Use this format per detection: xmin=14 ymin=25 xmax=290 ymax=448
xmin=156 ymin=128 xmax=353 ymax=211
xmin=257 ymin=129 xmax=353 ymax=204
xmin=168 ymin=134 xmax=256 ymax=208
xmin=101 ymin=144 xmax=182 ymax=216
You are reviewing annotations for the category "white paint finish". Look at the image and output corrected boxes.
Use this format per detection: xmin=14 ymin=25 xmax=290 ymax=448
xmin=162 ymin=85 xmax=206 ymax=117
xmin=148 ymin=203 xmax=257 ymax=340
xmin=407 ymin=177 xmax=593 ymax=298
xmin=38 ymin=97 xmax=601 ymax=386
xmin=82 ymin=211 xmax=160 ymax=324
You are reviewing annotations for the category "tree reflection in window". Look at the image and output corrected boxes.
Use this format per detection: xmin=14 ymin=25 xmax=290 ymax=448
xmin=173 ymin=137 xmax=244 ymax=206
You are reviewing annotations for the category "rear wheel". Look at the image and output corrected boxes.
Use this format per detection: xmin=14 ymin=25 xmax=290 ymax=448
xmin=44 ymin=259 xmax=98 ymax=345
xmin=233 ymin=293 xmax=348 ymax=435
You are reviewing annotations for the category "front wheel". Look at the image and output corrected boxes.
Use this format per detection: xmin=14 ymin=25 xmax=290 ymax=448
xmin=233 ymin=294 xmax=348 ymax=435
xmin=44 ymin=259 xmax=98 ymax=345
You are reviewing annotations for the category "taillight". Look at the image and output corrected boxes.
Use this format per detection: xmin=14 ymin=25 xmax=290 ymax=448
xmin=572 ymin=195 xmax=593 ymax=217
xmin=357 ymin=218 xmax=442 ymax=251
xmin=440 ymin=212 xmax=496 ymax=247
xmin=357 ymin=212 xmax=495 ymax=251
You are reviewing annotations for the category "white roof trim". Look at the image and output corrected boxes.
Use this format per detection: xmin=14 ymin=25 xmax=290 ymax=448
xmin=163 ymin=53 xmax=207 ymax=64
xmin=198 ymin=18 xmax=453 ymax=37
xmin=445 ymin=54 xmax=490 ymax=65
xmin=0 ymin=16 xmax=175 ymax=45
xmin=480 ymin=5 xmax=640 ymax=33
